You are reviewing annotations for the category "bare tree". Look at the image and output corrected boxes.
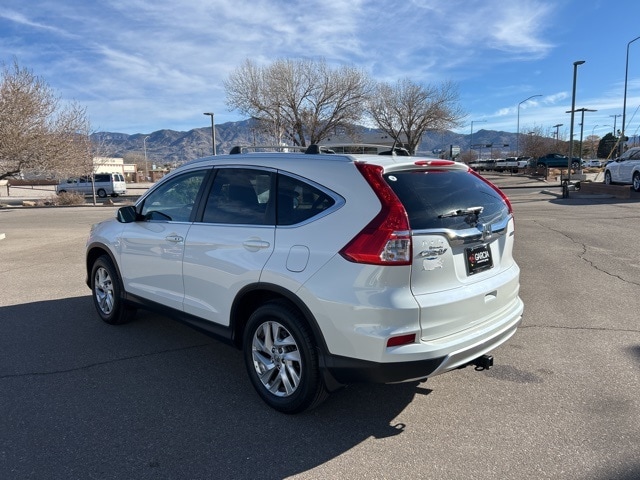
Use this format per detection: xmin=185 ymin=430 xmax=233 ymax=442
xmin=225 ymin=58 xmax=373 ymax=147
xmin=0 ymin=59 xmax=92 ymax=181
xmin=519 ymin=125 xmax=557 ymax=159
xmin=367 ymin=79 xmax=465 ymax=155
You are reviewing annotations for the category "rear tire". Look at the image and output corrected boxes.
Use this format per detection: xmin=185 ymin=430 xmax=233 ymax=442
xmin=243 ymin=301 xmax=328 ymax=414
xmin=604 ymin=171 xmax=612 ymax=185
xmin=97 ymin=189 xmax=107 ymax=198
xmin=90 ymin=255 xmax=136 ymax=325
xmin=633 ymin=172 xmax=640 ymax=192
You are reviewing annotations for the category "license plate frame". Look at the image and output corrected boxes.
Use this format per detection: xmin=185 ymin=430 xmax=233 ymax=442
xmin=465 ymin=244 xmax=493 ymax=275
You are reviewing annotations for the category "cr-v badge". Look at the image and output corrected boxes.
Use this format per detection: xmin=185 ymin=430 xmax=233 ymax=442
xmin=419 ymin=240 xmax=448 ymax=271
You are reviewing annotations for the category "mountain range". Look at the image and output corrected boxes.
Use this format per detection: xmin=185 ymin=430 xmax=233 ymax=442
xmin=91 ymin=120 xmax=520 ymax=166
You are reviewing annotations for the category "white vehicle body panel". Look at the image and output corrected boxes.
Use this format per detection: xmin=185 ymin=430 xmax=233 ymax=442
xmin=86 ymin=149 xmax=524 ymax=389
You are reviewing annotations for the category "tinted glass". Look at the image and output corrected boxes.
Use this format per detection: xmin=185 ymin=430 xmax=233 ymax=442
xmin=277 ymin=174 xmax=335 ymax=226
xmin=627 ymin=149 xmax=640 ymax=160
xmin=95 ymin=174 xmax=110 ymax=182
xmin=140 ymin=170 xmax=207 ymax=222
xmin=203 ymin=168 xmax=273 ymax=225
xmin=384 ymin=170 xmax=509 ymax=230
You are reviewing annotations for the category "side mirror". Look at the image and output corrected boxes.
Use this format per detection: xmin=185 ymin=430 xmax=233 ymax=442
xmin=117 ymin=205 xmax=138 ymax=223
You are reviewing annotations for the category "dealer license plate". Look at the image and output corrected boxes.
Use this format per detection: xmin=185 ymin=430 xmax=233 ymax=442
xmin=466 ymin=244 xmax=493 ymax=275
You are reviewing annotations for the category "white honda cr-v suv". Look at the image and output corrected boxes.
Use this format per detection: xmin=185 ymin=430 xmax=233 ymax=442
xmin=86 ymin=145 xmax=523 ymax=413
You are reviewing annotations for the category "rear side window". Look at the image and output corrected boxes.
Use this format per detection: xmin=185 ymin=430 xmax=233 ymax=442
xmin=94 ymin=174 xmax=110 ymax=183
xmin=384 ymin=170 xmax=510 ymax=230
xmin=276 ymin=173 xmax=336 ymax=226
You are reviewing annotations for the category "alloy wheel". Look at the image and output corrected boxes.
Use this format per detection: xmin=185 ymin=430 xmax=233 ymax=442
xmin=250 ymin=320 xmax=302 ymax=397
xmin=94 ymin=266 xmax=115 ymax=315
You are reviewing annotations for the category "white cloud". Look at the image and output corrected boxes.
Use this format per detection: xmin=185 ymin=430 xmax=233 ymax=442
xmin=2 ymin=0 xmax=632 ymax=135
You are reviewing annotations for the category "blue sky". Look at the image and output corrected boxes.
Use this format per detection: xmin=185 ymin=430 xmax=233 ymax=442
xmin=2 ymin=0 xmax=639 ymax=141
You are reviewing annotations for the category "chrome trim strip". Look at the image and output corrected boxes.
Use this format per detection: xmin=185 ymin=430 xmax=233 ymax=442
xmin=411 ymin=215 xmax=511 ymax=246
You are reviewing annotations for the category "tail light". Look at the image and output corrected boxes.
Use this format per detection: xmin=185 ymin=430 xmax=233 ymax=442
xmin=339 ymin=163 xmax=412 ymax=265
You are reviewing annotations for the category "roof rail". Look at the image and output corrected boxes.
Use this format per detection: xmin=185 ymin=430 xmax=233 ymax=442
xmin=313 ymin=143 xmax=410 ymax=156
xmin=228 ymin=143 xmax=410 ymax=156
xmin=305 ymin=145 xmax=335 ymax=155
xmin=229 ymin=145 xmax=307 ymax=155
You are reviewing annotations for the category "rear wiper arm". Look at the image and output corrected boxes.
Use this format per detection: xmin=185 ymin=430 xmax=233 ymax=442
xmin=438 ymin=206 xmax=484 ymax=219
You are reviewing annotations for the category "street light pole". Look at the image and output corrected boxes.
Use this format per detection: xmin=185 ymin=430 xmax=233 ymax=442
xmin=566 ymin=108 xmax=597 ymax=160
xmin=469 ymin=120 xmax=486 ymax=153
xmin=566 ymin=60 xmax=585 ymax=197
xmin=609 ymin=114 xmax=621 ymax=135
xmin=203 ymin=112 xmax=216 ymax=155
xmin=143 ymin=135 xmax=150 ymax=181
xmin=517 ymin=94 xmax=542 ymax=156
xmin=553 ymin=124 xmax=563 ymax=145
xmin=621 ymin=36 xmax=640 ymax=156
xmin=591 ymin=125 xmax=600 ymax=159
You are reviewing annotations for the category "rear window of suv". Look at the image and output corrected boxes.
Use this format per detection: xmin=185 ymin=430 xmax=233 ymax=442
xmin=384 ymin=169 xmax=510 ymax=230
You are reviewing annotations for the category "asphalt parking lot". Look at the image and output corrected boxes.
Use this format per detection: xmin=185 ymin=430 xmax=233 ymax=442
xmin=0 ymin=188 xmax=639 ymax=480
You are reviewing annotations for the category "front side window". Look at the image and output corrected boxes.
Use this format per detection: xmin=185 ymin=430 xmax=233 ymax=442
xmin=140 ymin=169 xmax=208 ymax=222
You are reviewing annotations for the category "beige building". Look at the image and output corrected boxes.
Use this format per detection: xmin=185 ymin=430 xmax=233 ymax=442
xmin=93 ymin=157 xmax=137 ymax=182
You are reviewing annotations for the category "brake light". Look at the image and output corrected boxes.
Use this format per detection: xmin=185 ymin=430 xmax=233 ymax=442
xmin=414 ymin=160 xmax=456 ymax=167
xmin=340 ymin=163 xmax=412 ymax=265
xmin=469 ymin=169 xmax=513 ymax=214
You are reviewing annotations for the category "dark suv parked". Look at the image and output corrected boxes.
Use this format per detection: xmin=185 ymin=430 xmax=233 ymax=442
xmin=535 ymin=153 xmax=581 ymax=170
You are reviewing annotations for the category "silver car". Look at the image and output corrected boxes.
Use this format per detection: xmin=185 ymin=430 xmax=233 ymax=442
xmin=85 ymin=146 xmax=523 ymax=413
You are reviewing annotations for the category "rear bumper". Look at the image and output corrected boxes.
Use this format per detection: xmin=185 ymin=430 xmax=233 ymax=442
xmin=321 ymin=303 xmax=522 ymax=385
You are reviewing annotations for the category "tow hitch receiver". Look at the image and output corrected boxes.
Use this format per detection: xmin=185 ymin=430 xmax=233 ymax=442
xmin=471 ymin=354 xmax=494 ymax=370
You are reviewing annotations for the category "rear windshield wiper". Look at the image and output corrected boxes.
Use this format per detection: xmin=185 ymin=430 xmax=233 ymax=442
xmin=438 ymin=206 xmax=484 ymax=219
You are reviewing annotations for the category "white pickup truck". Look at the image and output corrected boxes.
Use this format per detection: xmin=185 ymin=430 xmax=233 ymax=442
xmin=495 ymin=157 xmax=530 ymax=173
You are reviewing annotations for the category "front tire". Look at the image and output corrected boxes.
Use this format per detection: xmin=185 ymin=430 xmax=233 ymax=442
xmin=604 ymin=171 xmax=612 ymax=185
xmin=90 ymin=255 xmax=136 ymax=325
xmin=243 ymin=301 xmax=328 ymax=414
xmin=633 ymin=172 xmax=640 ymax=192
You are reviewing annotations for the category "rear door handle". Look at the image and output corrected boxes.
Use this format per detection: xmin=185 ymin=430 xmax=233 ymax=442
xmin=243 ymin=239 xmax=271 ymax=252
xmin=166 ymin=235 xmax=184 ymax=243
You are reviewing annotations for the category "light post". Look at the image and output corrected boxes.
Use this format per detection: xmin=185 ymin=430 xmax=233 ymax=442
xmin=517 ymin=94 xmax=542 ymax=156
xmin=143 ymin=135 xmax=150 ymax=181
xmin=565 ymin=60 xmax=585 ymax=197
xmin=621 ymin=36 xmax=640 ymax=156
xmin=609 ymin=114 xmax=621 ymax=136
xmin=553 ymin=123 xmax=563 ymax=145
xmin=469 ymin=119 xmax=486 ymax=153
xmin=203 ymin=112 xmax=216 ymax=155
xmin=591 ymin=125 xmax=600 ymax=159
xmin=566 ymin=108 xmax=597 ymax=160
